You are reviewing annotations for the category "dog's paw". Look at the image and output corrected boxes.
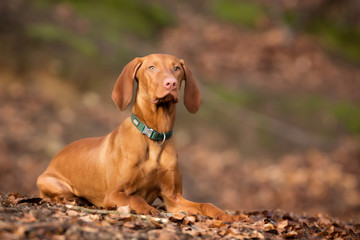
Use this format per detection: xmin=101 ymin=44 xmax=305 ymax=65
xmin=219 ymin=214 xmax=235 ymax=223
xmin=136 ymin=207 xmax=160 ymax=216
xmin=148 ymin=208 xmax=160 ymax=217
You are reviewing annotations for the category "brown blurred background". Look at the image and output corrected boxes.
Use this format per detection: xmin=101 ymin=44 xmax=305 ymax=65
xmin=0 ymin=0 xmax=359 ymax=221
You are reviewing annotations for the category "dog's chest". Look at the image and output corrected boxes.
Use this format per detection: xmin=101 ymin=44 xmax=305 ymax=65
xmin=125 ymin=147 xmax=166 ymax=196
xmin=139 ymin=157 xmax=160 ymax=177
xmin=126 ymin=162 xmax=162 ymax=203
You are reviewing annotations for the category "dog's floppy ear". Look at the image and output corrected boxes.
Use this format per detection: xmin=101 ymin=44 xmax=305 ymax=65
xmin=180 ymin=59 xmax=202 ymax=113
xmin=112 ymin=57 xmax=142 ymax=111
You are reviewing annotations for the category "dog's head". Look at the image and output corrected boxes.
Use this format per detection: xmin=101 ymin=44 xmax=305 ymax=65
xmin=112 ymin=54 xmax=202 ymax=113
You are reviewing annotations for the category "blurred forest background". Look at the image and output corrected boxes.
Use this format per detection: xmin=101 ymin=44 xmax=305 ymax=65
xmin=0 ymin=0 xmax=359 ymax=221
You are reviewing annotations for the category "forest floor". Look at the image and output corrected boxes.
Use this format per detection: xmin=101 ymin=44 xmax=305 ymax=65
xmin=0 ymin=193 xmax=359 ymax=240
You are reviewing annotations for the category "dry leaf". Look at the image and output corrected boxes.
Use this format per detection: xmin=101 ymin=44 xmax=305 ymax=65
xmin=209 ymin=219 xmax=224 ymax=228
xmin=277 ymin=219 xmax=288 ymax=228
xmin=277 ymin=219 xmax=289 ymax=233
xmin=81 ymin=226 xmax=98 ymax=233
xmin=285 ymin=230 xmax=298 ymax=238
xmin=158 ymin=230 xmax=180 ymax=240
xmin=318 ymin=214 xmax=332 ymax=225
xmin=226 ymin=227 xmax=240 ymax=236
xmin=66 ymin=210 xmax=79 ymax=217
xmin=20 ymin=212 xmax=36 ymax=223
xmin=79 ymin=215 xmax=98 ymax=223
xmin=118 ymin=214 xmax=134 ymax=221
xmin=250 ymin=231 xmax=265 ymax=239
xmin=183 ymin=216 xmax=196 ymax=225
xmin=169 ymin=213 xmax=185 ymax=223
xmin=264 ymin=223 xmax=275 ymax=231
xmin=123 ymin=222 xmax=136 ymax=229
xmin=151 ymin=217 xmax=168 ymax=224
xmin=51 ymin=235 xmax=66 ymax=240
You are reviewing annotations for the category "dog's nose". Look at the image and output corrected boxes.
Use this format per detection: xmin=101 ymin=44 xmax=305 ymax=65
xmin=163 ymin=78 xmax=178 ymax=90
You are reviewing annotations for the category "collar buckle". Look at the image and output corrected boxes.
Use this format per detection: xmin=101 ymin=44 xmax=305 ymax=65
xmin=131 ymin=113 xmax=173 ymax=142
xmin=141 ymin=125 xmax=154 ymax=138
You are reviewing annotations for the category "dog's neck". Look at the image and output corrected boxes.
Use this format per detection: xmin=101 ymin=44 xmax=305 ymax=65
xmin=132 ymin=98 xmax=176 ymax=134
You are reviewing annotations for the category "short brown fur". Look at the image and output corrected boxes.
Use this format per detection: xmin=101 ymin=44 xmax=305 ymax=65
xmin=37 ymin=54 xmax=233 ymax=222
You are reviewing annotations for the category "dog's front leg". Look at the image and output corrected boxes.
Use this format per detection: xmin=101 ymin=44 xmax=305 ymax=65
xmin=104 ymin=190 xmax=159 ymax=215
xmin=163 ymin=194 xmax=234 ymax=222
xmin=160 ymin=169 xmax=234 ymax=222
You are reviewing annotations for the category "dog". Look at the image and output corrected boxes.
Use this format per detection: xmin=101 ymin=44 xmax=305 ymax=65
xmin=37 ymin=54 xmax=234 ymax=222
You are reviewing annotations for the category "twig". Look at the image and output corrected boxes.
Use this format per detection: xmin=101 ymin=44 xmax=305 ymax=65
xmin=65 ymin=205 xmax=122 ymax=215
xmin=65 ymin=205 xmax=170 ymax=223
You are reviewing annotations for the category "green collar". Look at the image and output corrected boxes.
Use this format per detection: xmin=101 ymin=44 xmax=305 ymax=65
xmin=131 ymin=113 xmax=173 ymax=145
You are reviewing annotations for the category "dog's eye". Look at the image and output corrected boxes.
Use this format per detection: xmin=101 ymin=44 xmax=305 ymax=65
xmin=149 ymin=66 xmax=155 ymax=70
xmin=174 ymin=66 xmax=180 ymax=71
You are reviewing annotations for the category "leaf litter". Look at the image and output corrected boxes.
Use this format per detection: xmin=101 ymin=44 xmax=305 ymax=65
xmin=0 ymin=193 xmax=359 ymax=239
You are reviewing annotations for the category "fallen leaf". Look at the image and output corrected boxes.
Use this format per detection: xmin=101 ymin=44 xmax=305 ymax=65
xmin=277 ymin=219 xmax=289 ymax=228
xmin=181 ymin=227 xmax=200 ymax=237
xmin=169 ymin=213 xmax=185 ymax=223
xmin=183 ymin=216 xmax=196 ymax=225
xmin=7 ymin=193 xmax=20 ymax=205
xmin=20 ymin=212 xmax=36 ymax=223
xmin=66 ymin=210 xmax=80 ymax=217
xmin=151 ymin=217 xmax=169 ymax=224
xmin=264 ymin=223 xmax=275 ymax=231
xmin=53 ymin=211 xmax=68 ymax=219
xmin=226 ymin=227 xmax=240 ymax=236
xmin=51 ymin=235 xmax=66 ymax=240
xmin=79 ymin=215 xmax=99 ymax=223
xmin=81 ymin=226 xmax=98 ymax=233
xmin=123 ymin=222 xmax=136 ymax=229
xmin=158 ymin=230 xmax=180 ymax=240
xmin=318 ymin=213 xmax=332 ymax=225
xmin=285 ymin=230 xmax=298 ymax=238
xmin=209 ymin=219 xmax=224 ymax=228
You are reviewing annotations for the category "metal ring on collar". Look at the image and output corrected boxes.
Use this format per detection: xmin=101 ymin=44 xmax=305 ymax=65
xmin=156 ymin=133 xmax=166 ymax=146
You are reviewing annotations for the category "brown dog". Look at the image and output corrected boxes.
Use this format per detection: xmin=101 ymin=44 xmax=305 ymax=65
xmin=37 ymin=54 xmax=233 ymax=222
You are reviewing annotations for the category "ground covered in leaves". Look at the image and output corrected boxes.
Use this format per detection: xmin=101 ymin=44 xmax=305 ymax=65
xmin=1 ymin=194 xmax=359 ymax=239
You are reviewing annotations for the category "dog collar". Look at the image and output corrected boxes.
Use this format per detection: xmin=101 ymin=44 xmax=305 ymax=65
xmin=131 ymin=113 xmax=173 ymax=145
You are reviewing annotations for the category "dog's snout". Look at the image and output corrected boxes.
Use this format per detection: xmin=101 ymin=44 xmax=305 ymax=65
xmin=163 ymin=78 xmax=178 ymax=90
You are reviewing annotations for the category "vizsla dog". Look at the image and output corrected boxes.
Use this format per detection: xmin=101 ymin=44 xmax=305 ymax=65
xmin=37 ymin=54 xmax=233 ymax=222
